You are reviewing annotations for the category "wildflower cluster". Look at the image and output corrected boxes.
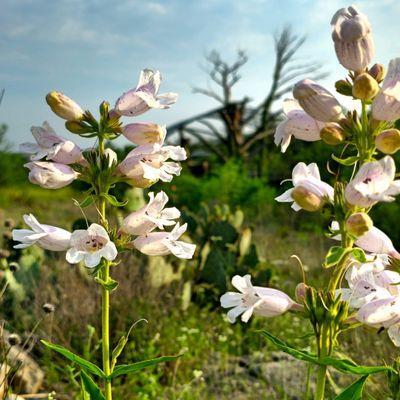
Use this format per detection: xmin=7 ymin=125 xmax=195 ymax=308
xmin=12 ymin=69 xmax=195 ymax=399
xmin=221 ymin=5 xmax=400 ymax=399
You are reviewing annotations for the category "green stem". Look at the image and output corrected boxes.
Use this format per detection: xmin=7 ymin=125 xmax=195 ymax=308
xmin=315 ymin=326 xmax=330 ymax=400
xmin=102 ymin=261 xmax=112 ymax=400
xmin=98 ymin=138 xmax=112 ymax=400
xmin=315 ymin=365 xmax=327 ymax=400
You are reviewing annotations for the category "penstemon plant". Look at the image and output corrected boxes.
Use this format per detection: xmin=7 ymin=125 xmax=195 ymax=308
xmin=221 ymin=5 xmax=400 ymax=400
xmin=12 ymin=70 xmax=196 ymax=399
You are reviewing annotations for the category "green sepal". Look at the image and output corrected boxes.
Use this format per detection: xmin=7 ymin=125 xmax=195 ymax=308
xmin=41 ymin=340 xmax=105 ymax=378
xmin=80 ymin=370 xmax=105 ymax=400
xmin=79 ymin=196 xmax=95 ymax=208
xmin=332 ymin=154 xmax=359 ymax=166
xmin=94 ymin=277 xmax=119 ymax=292
xmin=334 ymin=375 xmax=368 ymax=400
xmin=259 ymin=331 xmax=395 ymax=375
xmin=108 ymin=355 xmax=182 ymax=379
xmin=350 ymin=248 xmax=367 ymax=263
xmin=101 ymin=193 xmax=128 ymax=207
xmin=323 ymin=246 xmax=351 ymax=268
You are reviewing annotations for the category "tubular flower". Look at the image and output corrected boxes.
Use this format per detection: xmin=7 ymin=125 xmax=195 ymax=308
xmin=275 ymin=162 xmax=334 ymax=211
xmin=357 ymin=296 xmax=400 ymax=329
xmin=20 ymin=122 xmax=82 ymax=164
xmin=114 ymin=69 xmax=178 ymax=117
xmin=331 ymin=6 xmax=374 ymax=72
xmin=372 ymin=58 xmax=400 ymax=121
xmin=133 ymin=223 xmax=196 ymax=259
xmin=220 ymin=274 xmax=296 ymax=323
xmin=121 ymin=191 xmax=180 ymax=235
xmin=118 ymin=140 xmax=186 ymax=187
xmin=274 ymin=99 xmax=324 ymax=153
xmin=25 ymin=161 xmax=79 ymax=189
xmin=46 ymin=91 xmax=84 ymax=121
xmin=344 ymin=156 xmax=400 ymax=207
xmin=66 ymin=224 xmax=117 ymax=268
xmin=293 ymin=79 xmax=343 ymax=122
xmin=12 ymin=214 xmax=71 ymax=251
xmin=122 ymin=123 xmax=167 ymax=145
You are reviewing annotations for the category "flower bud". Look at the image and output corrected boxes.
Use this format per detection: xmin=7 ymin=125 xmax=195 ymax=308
xmin=335 ymin=79 xmax=353 ymax=96
xmin=65 ymin=120 xmax=92 ymax=135
xmin=293 ymin=79 xmax=343 ymax=122
xmin=295 ymin=282 xmax=308 ymax=303
xmin=46 ymin=92 xmax=84 ymax=121
xmin=122 ymin=123 xmax=166 ymax=145
xmin=331 ymin=6 xmax=374 ymax=72
xmin=346 ymin=212 xmax=373 ymax=237
xmin=375 ymin=129 xmax=400 ymax=154
xmin=291 ymin=185 xmax=324 ymax=212
xmin=320 ymin=123 xmax=345 ymax=145
xmin=352 ymin=73 xmax=379 ymax=100
xmin=369 ymin=63 xmax=386 ymax=83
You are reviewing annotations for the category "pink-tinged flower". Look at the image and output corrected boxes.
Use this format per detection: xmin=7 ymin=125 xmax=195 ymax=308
xmin=121 ymin=191 xmax=180 ymax=235
xmin=20 ymin=122 xmax=82 ymax=164
xmin=355 ymin=226 xmax=400 ymax=259
xmin=336 ymin=254 xmax=396 ymax=308
xmin=12 ymin=214 xmax=71 ymax=251
xmin=133 ymin=223 xmax=195 ymax=259
xmin=25 ymin=161 xmax=78 ymax=189
xmin=357 ymin=296 xmax=400 ymax=328
xmin=344 ymin=156 xmax=400 ymax=207
xmin=122 ymin=123 xmax=167 ymax=145
xmin=331 ymin=6 xmax=374 ymax=72
xmin=66 ymin=223 xmax=117 ymax=268
xmin=274 ymin=99 xmax=324 ymax=153
xmin=46 ymin=91 xmax=84 ymax=121
xmin=114 ymin=69 xmax=178 ymax=117
xmin=372 ymin=58 xmax=400 ymax=121
xmin=118 ymin=140 xmax=186 ymax=187
xmin=220 ymin=274 xmax=296 ymax=323
xmin=293 ymin=79 xmax=343 ymax=122
xmin=275 ymin=162 xmax=334 ymax=211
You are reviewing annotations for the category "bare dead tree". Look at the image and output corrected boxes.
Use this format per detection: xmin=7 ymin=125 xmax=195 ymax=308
xmin=168 ymin=27 xmax=327 ymax=169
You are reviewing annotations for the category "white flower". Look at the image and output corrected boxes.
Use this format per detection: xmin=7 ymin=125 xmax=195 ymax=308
xmin=133 ymin=223 xmax=195 ymax=259
xmin=122 ymin=123 xmax=167 ymax=145
xmin=293 ymin=79 xmax=343 ymax=122
xmin=274 ymin=99 xmax=324 ymax=153
xmin=357 ymin=296 xmax=400 ymax=328
xmin=220 ymin=274 xmax=295 ymax=323
xmin=121 ymin=191 xmax=180 ymax=235
xmin=345 ymin=156 xmax=400 ymax=207
xmin=275 ymin=162 xmax=334 ymax=211
xmin=12 ymin=214 xmax=71 ymax=251
xmin=20 ymin=122 xmax=82 ymax=164
xmin=25 ymin=161 xmax=79 ymax=189
xmin=114 ymin=69 xmax=178 ymax=117
xmin=118 ymin=139 xmax=186 ymax=187
xmin=372 ymin=58 xmax=400 ymax=121
xmin=331 ymin=6 xmax=374 ymax=72
xmin=66 ymin=224 xmax=118 ymax=268
xmin=331 ymin=221 xmax=400 ymax=259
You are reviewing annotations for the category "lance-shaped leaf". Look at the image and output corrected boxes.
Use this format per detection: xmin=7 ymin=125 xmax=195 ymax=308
xmin=109 ymin=355 xmax=182 ymax=379
xmin=332 ymin=154 xmax=359 ymax=166
xmin=259 ymin=331 xmax=395 ymax=375
xmin=80 ymin=370 xmax=105 ymax=400
xmin=41 ymin=340 xmax=105 ymax=378
xmin=334 ymin=375 xmax=368 ymax=400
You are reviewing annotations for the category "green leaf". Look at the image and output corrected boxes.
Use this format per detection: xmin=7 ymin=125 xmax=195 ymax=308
xmin=332 ymin=154 xmax=359 ymax=166
xmin=350 ymin=248 xmax=367 ymax=263
xmin=109 ymin=355 xmax=182 ymax=379
xmin=41 ymin=340 xmax=105 ymax=378
xmin=79 ymin=196 xmax=95 ymax=208
xmin=102 ymin=193 xmax=128 ymax=207
xmin=94 ymin=277 xmax=119 ymax=292
xmin=80 ymin=370 xmax=105 ymax=400
xmin=111 ymin=322 xmax=138 ymax=371
xmin=259 ymin=331 xmax=395 ymax=375
xmin=324 ymin=246 xmax=349 ymax=268
xmin=335 ymin=375 xmax=368 ymax=400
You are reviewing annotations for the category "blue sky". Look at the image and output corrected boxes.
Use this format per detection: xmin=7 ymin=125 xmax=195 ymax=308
xmin=1 ymin=0 xmax=400 ymax=148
